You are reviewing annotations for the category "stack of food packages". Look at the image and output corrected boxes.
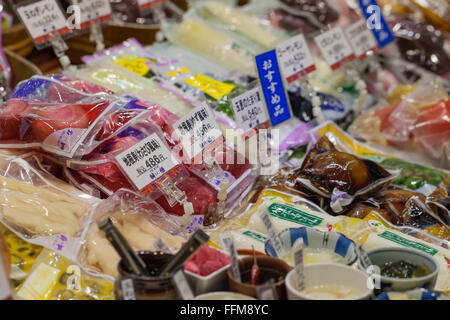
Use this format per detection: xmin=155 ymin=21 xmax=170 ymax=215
xmin=0 ymin=0 xmax=448 ymax=300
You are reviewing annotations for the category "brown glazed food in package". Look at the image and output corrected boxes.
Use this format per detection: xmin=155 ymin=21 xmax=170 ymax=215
xmin=286 ymin=136 xmax=395 ymax=214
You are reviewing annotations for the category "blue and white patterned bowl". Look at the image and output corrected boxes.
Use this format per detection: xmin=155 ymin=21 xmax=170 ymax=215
xmin=265 ymin=227 xmax=358 ymax=265
xmin=376 ymin=289 xmax=449 ymax=300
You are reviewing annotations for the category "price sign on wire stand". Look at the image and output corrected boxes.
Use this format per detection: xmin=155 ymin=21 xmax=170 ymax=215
xmin=314 ymin=27 xmax=355 ymax=70
xmin=71 ymin=0 xmax=112 ymax=30
xmin=276 ymin=33 xmax=316 ymax=84
xmin=255 ymin=49 xmax=293 ymax=127
xmin=358 ymin=0 xmax=395 ymax=48
xmin=230 ymin=84 xmax=269 ymax=137
xmin=14 ymin=0 xmax=71 ymax=49
xmin=345 ymin=19 xmax=379 ymax=61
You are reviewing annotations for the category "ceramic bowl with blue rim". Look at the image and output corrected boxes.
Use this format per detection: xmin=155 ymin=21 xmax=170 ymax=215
xmin=376 ymin=289 xmax=449 ymax=300
xmin=357 ymin=247 xmax=439 ymax=293
xmin=264 ymin=227 xmax=358 ymax=266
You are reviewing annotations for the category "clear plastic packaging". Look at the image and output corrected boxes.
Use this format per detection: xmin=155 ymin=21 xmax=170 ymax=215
xmin=0 ymin=75 xmax=153 ymax=159
xmin=285 ymin=135 xmax=396 ymax=214
xmin=79 ymin=189 xmax=186 ymax=277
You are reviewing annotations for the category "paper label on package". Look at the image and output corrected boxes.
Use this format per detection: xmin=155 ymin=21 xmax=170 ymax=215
xmin=276 ymin=33 xmax=316 ymax=83
xmin=74 ymin=0 xmax=112 ymax=29
xmin=16 ymin=0 xmax=70 ymax=45
xmin=231 ymin=87 xmax=269 ymax=133
xmin=314 ymin=27 xmax=355 ymax=70
xmin=173 ymin=102 xmax=224 ymax=164
xmin=173 ymin=270 xmax=194 ymax=300
xmin=121 ymin=278 xmax=136 ymax=300
xmin=184 ymin=74 xmax=235 ymax=101
xmin=345 ymin=19 xmax=378 ymax=60
xmin=260 ymin=209 xmax=284 ymax=257
xmin=115 ymin=133 xmax=181 ymax=196
xmin=377 ymin=231 xmax=439 ymax=256
xmin=219 ymin=232 xmax=241 ymax=282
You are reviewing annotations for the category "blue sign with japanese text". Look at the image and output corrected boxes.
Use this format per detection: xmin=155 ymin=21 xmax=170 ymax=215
xmin=255 ymin=49 xmax=292 ymax=127
xmin=358 ymin=0 xmax=395 ymax=48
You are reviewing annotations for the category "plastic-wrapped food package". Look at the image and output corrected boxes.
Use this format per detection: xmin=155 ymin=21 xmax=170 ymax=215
xmin=0 ymin=153 xmax=99 ymax=264
xmin=1 ymin=228 xmax=42 ymax=286
xmin=284 ymin=135 xmax=395 ymax=214
xmin=409 ymin=0 xmax=450 ymax=33
xmin=350 ymin=81 xmax=449 ymax=169
xmin=79 ymin=189 xmax=186 ymax=277
xmin=15 ymin=249 xmax=115 ymax=300
xmin=189 ymin=1 xmax=282 ymax=49
xmin=162 ymin=18 xmax=256 ymax=75
xmin=346 ymin=188 xmax=450 ymax=247
xmin=312 ymin=121 xmax=450 ymax=194
xmin=110 ymin=0 xmax=183 ymax=24
xmin=386 ymin=18 xmax=450 ymax=77
xmin=0 ymin=76 xmax=154 ymax=159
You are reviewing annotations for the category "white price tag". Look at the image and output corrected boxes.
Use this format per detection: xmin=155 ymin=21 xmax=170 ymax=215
xmin=121 ymin=278 xmax=136 ymax=300
xmin=173 ymin=102 xmax=224 ymax=164
xmin=276 ymin=33 xmax=316 ymax=84
xmin=260 ymin=210 xmax=284 ymax=258
xmin=74 ymin=0 xmax=112 ymax=28
xmin=314 ymin=27 xmax=355 ymax=70
xmin=345 ymin=20 xmax=378 ymax=61
xmin=16 ymin=0 xmax=70 ymax=46
xmin=115 ymin=133 xmax=180 ymax=196
xmin=231 ymin=87 xmax=268 ymax=133
xmin=293 ymin=238 xmax=305 ymax=292
xmin=357 ymin=245 xmax=372 ymax=270
xmin=219 ymin=232 xmax=241 ymax=282
xmin=173 ymin=270 xmax=194 ymax=300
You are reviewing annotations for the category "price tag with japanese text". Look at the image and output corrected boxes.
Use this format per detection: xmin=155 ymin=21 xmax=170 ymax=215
xmin=71 ymin=0 xmax=112 ymax=30
xmin=173 ymin=102 xmax=224 ymax=164
xmin=255 ymin=49 xmax=292 ymax=127
xmin=314 ymin=27 xmax=355 ymax=70
xmin=115 ymin=133 xmax=183 ymax=196
xmin=345 ymin=19 xmax=378 ymax=60
xmin=15 ymin=0 xmax=71 ymax=48
xmin=276 ymin=33 xmax=316 ymax=84
xmin=231 ymin=86 xmax=269 ymax=134
xmin=358 ymin=0 xmax=395 ymax=48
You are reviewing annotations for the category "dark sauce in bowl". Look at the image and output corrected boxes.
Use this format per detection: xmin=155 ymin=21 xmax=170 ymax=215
xmin=241 ymin=267 xmax=285 ymax=285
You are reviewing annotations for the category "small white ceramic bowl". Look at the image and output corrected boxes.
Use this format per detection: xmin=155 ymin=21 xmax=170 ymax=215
xmin=194 ymin=292 xmax=256 ymax=300
xmin=286 ymin=263 xmax=373 ymax=300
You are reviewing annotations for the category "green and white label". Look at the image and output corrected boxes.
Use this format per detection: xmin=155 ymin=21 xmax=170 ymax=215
xmin=242 ymin=230 xmax=269 ymax=243
xmin=268 ymin=203 xmax=323 ymax=227
xmin=378 ymin=231 xmax=438 ymax=256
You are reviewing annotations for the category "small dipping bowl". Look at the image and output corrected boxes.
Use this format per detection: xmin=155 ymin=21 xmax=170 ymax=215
xmin=195 ymin=292 xmax=256 ymax=300
xmin=115 ymin=251 xmax=179 ymax=300
xmin=227 ymin=255 xmax=292 ymax=299
xmin=286 ymin=263 xmax=373 ymax=300
xmin=358 ymin=247 xmax=440 ymax=293
xmin=265 ymin=227 xmax=357 ymax=266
